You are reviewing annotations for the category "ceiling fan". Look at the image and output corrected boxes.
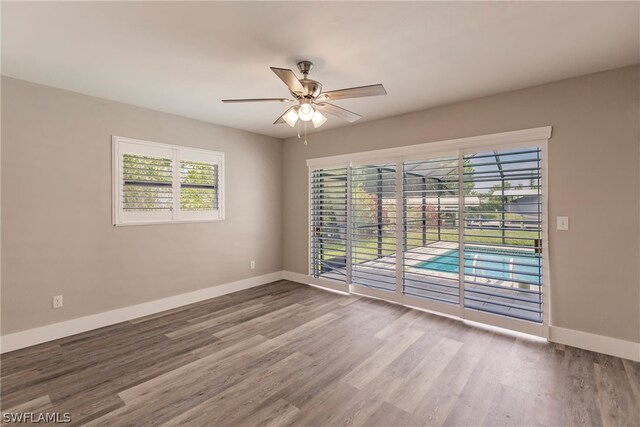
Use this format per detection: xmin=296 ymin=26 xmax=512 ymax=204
xmin=222 ymin=61 xmax=386 ymax=140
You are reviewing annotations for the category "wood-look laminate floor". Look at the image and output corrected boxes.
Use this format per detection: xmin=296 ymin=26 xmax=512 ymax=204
xmin=1 ymin=280 xmax=638 ymax=426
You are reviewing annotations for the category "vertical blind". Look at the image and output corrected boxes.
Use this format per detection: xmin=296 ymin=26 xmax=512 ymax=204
xmin=462 ymin=148 xmax=543 ymax=322
xmin=310 ymin=167 xmax=348 ymax=283
xmin=351 ymin=163 xmax=397 ymax=292
xmin=402 ymin=156 xmax=460 ymax=304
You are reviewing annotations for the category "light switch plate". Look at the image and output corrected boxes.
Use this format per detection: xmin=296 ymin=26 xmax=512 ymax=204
xmin=557 ymin=216 xmax=569 ymax=231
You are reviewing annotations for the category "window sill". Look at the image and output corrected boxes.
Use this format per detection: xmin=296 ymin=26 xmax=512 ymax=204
xmin=113 ymin=217 xmax=225 ymax=227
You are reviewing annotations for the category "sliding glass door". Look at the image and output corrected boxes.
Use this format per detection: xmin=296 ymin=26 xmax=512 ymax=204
xmin=308 ymin=131 xmax=548 ymax=336
xmin=462 ymin=148 xmax=543 ymax=323
xmin=350 ymin=163 xmax=398 ymax=294
xmin=402 ymin=156 xmax=461 ymax=309
xmin=310 ymin=166 xmax=349 ymax=291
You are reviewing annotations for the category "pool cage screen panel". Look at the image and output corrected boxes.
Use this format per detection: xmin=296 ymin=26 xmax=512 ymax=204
xmin=310 ymin=167 xmax=349 ymax=284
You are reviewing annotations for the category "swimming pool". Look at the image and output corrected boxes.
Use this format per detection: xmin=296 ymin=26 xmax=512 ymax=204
xmin=415 ymin=249 xmax=541 ymax=285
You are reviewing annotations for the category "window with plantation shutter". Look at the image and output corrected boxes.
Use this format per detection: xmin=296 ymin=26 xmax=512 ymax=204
xmin=113 ymin=137 xmax=224 ymax=225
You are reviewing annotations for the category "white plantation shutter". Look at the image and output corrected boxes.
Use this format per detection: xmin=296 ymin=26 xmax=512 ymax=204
xmin=116 ymin=140 xmax=175 ymax=224
xmin=350 ymin=163 xmax=397 ymax=293
xmin=310 ymin=167 xmax=349 ymax=284
xmin=306 ymin=126 xmax=550 ymax=335
xmin=178 ymin=150 xmax=222 ymax=220
xmin=462 ymin=147 xmax=543 ymax=322
xmin=402 ymin=156 xmax=461 ymax=305
xmin=122 ymin=154 xmax=173 ymax=213
xmin=180 ymin=161 xmax=218 ymax=211
xmin=113 ymin=137 xmax=224 ymax=225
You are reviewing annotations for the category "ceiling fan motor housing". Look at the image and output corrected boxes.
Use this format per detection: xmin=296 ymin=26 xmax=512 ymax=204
xmin=294 ymin=79 xmax=322 ymax=99
xmin=294 ymin=61 xmax=322 ymax=98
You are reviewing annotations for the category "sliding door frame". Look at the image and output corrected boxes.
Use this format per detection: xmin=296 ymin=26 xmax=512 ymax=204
xmin=307 ymin=127 xmax=551 ymax=337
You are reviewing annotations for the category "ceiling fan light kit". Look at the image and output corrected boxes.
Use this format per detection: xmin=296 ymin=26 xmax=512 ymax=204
xmin=311 ymin=110 xmax=327 ymax=128
xmin=298 ymin=99 xmax=315 ymax=121
xmin=282 ymin=106 xmax=299 ymax=127
xmin=222 ymin=60 xmax=387 ymax=144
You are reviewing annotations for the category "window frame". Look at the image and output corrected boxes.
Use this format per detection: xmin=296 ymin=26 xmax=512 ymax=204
xmin=112 ymin=136 xmax=225 ymax=226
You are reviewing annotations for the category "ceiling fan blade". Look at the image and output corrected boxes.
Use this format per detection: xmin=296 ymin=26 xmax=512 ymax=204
xmin=317 ymin=84 xmax=387 ymax=101
xmin=222 ymin=98 xmax=293 ymax=103
xmin=273 ymin=106 xmax=298 ymax=125
xmin=315 ymin=102 xmax=362 ymax=123
xmin=270 ymin=67 xmax=306 ymax=95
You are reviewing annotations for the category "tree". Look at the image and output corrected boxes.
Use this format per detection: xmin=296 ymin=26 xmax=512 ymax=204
xmin=480 ymin=181 xmax=512 ymax=213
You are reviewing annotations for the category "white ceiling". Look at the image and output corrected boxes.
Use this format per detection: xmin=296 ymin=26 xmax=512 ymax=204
xmin=2 ymin=1 xmax=639 ymax=138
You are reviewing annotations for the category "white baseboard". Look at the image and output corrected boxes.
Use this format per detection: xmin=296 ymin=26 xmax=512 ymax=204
xmin=0 ymin=271 xmax=285 ymax=354
xmin=549 ymin=326 xmax=639 ymax=362
xmin=3 ymin=271 xmax=638 ymax=363
xmin=282 ymin=270 xmax=309 ymax=285
xmin=282 ymin=272 xmax=640 ymax=362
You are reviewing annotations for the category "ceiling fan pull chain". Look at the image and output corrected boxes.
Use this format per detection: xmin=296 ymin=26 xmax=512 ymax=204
xmin=304 ymin=121 xmax=308 ymax=145
xmin=297 ymin=119 xmax=301 ymax=139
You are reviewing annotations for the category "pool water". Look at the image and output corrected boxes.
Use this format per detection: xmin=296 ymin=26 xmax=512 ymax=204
xmin=415 ymin=249 xmax=541 ymax=285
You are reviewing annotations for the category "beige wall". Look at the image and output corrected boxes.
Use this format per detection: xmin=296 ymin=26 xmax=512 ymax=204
xmin=3 ymin=65 xmax=639 ymax=344
xmin=1 ymin=77 xmax=283 ymax=334
xmin=283 ymin=65 xmax=640 ymax=343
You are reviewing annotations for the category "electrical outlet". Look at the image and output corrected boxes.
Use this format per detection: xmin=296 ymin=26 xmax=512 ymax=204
xmin=250 ymin=261 xmax=255 ymax=270
xmin=53 ymin=295 xmax=63 ymax=309
xmin=557 ymin=216 xmax=569 ymax=231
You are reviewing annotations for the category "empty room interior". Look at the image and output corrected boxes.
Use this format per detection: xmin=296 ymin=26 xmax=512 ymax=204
xmin=1 ymin=1 xmax=639 ymax=426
